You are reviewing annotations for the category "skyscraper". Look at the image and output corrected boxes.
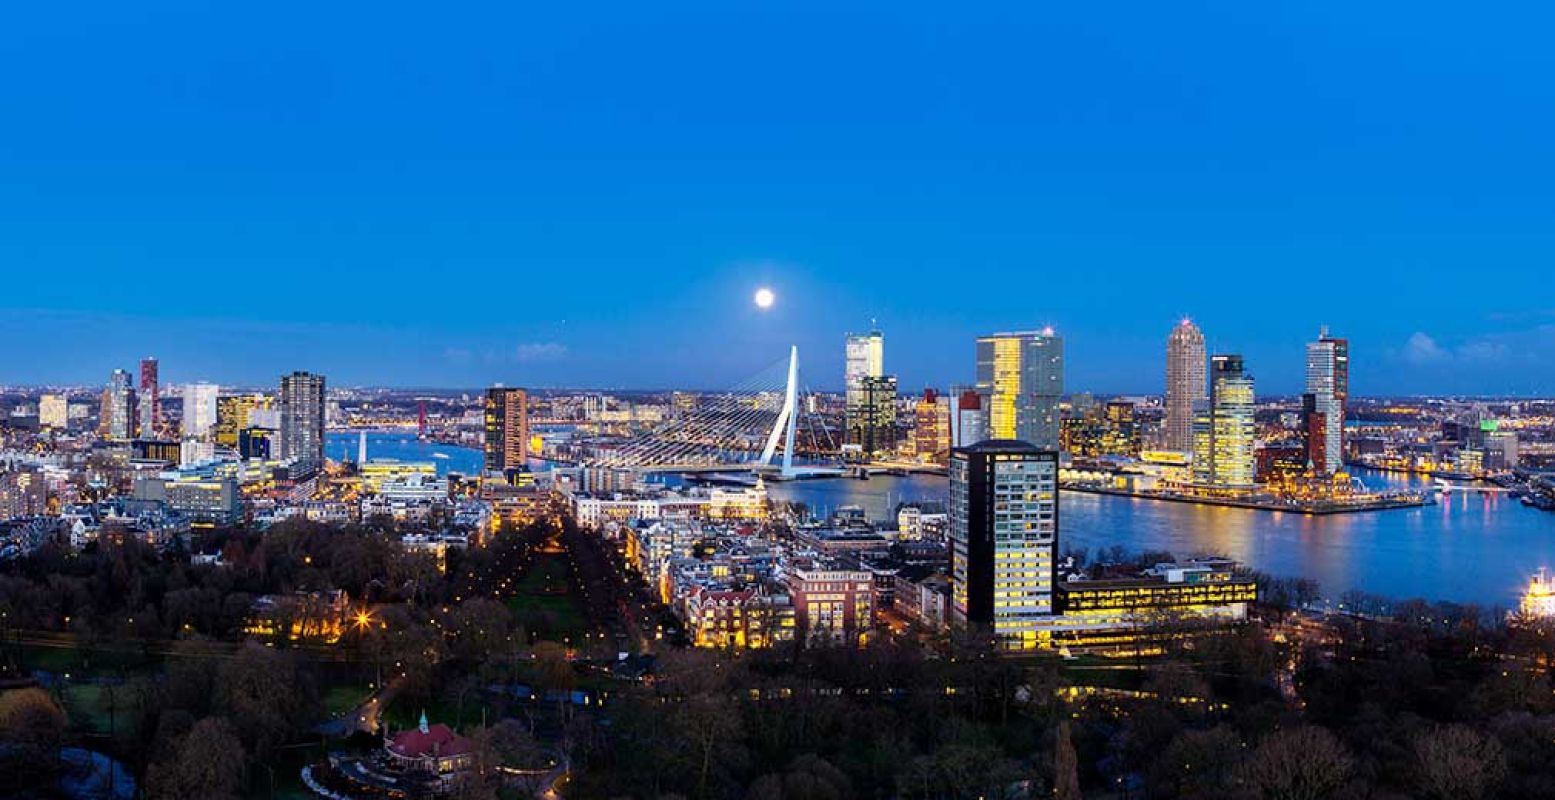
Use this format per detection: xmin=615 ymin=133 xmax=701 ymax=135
xmin=1192 ymin=355 xmax=1257 ymax=488
xmin=138 ymin=357 xmax=160 ymax=437
xmin=183 ymin=382 xmax=220 ymax=441
xmin=949 ymin=440 xmax=1059 ymax=650
xmin=484 ymin=387 xmax=530 ymax=472
xmin=1303 ymin=327 xmax=1349 ymax=474
xmin=975 ymin=329 xmax=1064 ymax=449
xmin=844 ymin=328 xmax=885 ymax=447
xmin=279 ymin=371 xmax=326 ymax=465
xmin=1164 ymin=320 xmax=1207 ymax=453
xmin=844 ymin=328 xmax=884 ymax=386
xmin=848 ymin=375 xmax=898 ymax=456
xmin=99 ymin=369 xmax=138 ymax=441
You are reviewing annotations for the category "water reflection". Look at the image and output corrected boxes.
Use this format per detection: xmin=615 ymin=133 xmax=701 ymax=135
xmin=766 ymin=469 xmax=1555 ymax=608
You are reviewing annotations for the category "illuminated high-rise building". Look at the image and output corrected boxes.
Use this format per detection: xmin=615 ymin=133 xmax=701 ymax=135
xmin=1163 ymin=320 xmax=1206 ymax=453
xmin=1191 ymin=355 xmax=1257 ymax=488
xmin=848 ymin=375 xmax=898 ymax=456
xmin=1303 ymin=327 xmax=1349 ymax=474
xmin=139 ymin=357 xmax=160 ymax=437
xmin=1102 ymin=400 xmax=1141 ymax=457
xmin=975 ymin=329 xmax=1063 ymax=449
xmin=215 ymin=394 xmax=274 ymax=447
xmin=99 ymin=369 xmax=138 ymax=441
xmin=39 ymin=394 xmax=69 ymax=430
xmin=949 ymin=440 xmax=1059 ymax=650
xmin=279 ymin=371 xmax=326 ymax=465
xmin=484 ymin=387 xmax=530 ymax=472
xmin=182 ymin=382 xmax=220 ymax=441
xmin=844 ymin=328 xmax=884 ymax=385
xmin=843 ymin=328 xmax=885 ymax=447
xmin=914 ymin=389 xmax=951 ymax=464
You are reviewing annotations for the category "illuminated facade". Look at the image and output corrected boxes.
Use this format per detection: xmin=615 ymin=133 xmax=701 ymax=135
xmin=483 ymin=387 xmax=530 ymax=472
xmin=914 ymin=388 xmax=951 ymax=463
xmin=844 ymin=329 xmax=885 ymax=447
xmin=1304 ymin=327 xmax=1349 ymax=474
xmin=706 ymin=479 xmax=769 ymax=521
xmin=243 ymin=590 xmax=349 ymax=644
xmin=950 ymin=440 xmax=1059 ymax=650
xmin=844 ymin=328 xmax=885 ymax=387
xmin=1191 ymin=355 xmax=1257 ymax=489
xmin=182 ymin=382 xmax=220 ymax=441
xmin=134 ymin=475 xmax=242 ymax=526
xmin=359 ymin=460 xmax=437 ymax=492
xmin=848 ymin=375 xmax=898 ymax=456
xmin=682 ymin=586 xmax=795 ymax=649
xmin=1520 ymin=570 xmax=1555 ymax=619
xmin=215 ymin=394 xmax=273 ymax=447
xmin=99 ymin=369 xmax=138 ymax=441
xmin=786 ymin=567 xmax=874 ymax=646
xmin=1049 ymin=564 xmax=1257 ymax=650
xmin=279 ymin=371 xmax=327 ymax=466
xmin=1065 ymin=401 xmax=1142 ymax=458
xmin=975 ymin=330 xmax=1063 ymax=449
xmin=1164 ymin=320 xmax=1206 ymax=454
xmin=0 ymin=469 xmax=47 ymax=518
xmin=138 ymin=357 xmax=160 ymax=437
xmin=39 ymin=394 xmax=68 ymax=430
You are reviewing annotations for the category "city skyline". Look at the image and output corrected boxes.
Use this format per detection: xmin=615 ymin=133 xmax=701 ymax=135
xmin=7 ymin=6 xmax=1555 ymax=798
xmin=6 ymin=4 xmax=1555 ymax=395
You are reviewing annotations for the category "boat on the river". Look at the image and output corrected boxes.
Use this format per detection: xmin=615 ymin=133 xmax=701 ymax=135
xmin=1519 ymin=569 xmax=1555 ymax=618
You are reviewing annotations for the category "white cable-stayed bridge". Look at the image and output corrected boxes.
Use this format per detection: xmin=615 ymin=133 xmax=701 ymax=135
xmin=583 ymin=347 xmax=846 ymax=479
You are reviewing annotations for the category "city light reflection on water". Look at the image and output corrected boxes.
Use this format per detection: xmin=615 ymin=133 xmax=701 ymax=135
xmin=766 ymin=469 xmax=1554 ymax=608
xmin=328 ymin=431 xmax=1550 ymax=607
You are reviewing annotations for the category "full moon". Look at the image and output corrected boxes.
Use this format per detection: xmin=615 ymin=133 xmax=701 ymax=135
xmin=753 ymin=287 xmax=776 ymax=309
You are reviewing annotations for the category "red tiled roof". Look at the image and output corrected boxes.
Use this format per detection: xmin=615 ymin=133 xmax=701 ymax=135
xmin=387 ymin=724 xmax=475 ymax=759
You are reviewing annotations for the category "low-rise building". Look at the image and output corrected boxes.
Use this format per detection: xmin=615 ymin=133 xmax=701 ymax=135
xmin=786 ymin=566 xmax=874 ymax=645
xmin=1047 ymin=559 xmax=1258 ymax=651
xmin=681 ymin=585 xmax=795 ymax=649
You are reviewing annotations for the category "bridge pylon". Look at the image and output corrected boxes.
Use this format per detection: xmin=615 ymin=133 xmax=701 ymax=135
xmin=757 ymin=345 xmax=800 ymax=478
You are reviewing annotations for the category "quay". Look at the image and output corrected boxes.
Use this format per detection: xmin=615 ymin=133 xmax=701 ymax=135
xmin=1060 ymin=482 xmax=1429 ymax=515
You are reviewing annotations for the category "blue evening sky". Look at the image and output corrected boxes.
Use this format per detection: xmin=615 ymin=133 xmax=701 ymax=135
xmin=3 ymin=2 xmax=1554 ymax=395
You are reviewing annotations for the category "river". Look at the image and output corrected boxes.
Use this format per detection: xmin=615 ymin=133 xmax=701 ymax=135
xmin=326 ymin=432 xmax=1552 ymax=608
xmin=765 ymin=468 xmax=1554 ymax=609
xmin=326 ymin=431 xmax=485 ymax=475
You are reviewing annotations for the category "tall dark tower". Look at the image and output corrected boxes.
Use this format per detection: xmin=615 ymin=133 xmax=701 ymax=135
xmin=279 ymin=371 xmax=326 ymax=466
xmin=138 ymin=357 xmax=159 ymax=437
xmin=484 ymin=388 xmax=530 ymax=472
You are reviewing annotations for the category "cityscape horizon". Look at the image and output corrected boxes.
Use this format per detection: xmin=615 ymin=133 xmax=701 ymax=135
xmin=7 ymin=4 xmax=1555 ymax=799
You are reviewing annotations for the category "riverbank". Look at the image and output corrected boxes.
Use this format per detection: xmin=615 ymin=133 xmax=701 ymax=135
xmin=1060 ymin=483 xmax=1429 ymax=515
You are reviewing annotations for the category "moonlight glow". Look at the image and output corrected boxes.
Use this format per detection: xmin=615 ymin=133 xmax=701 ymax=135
xmin=753 ymin=287 xmax=775 ymax=309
